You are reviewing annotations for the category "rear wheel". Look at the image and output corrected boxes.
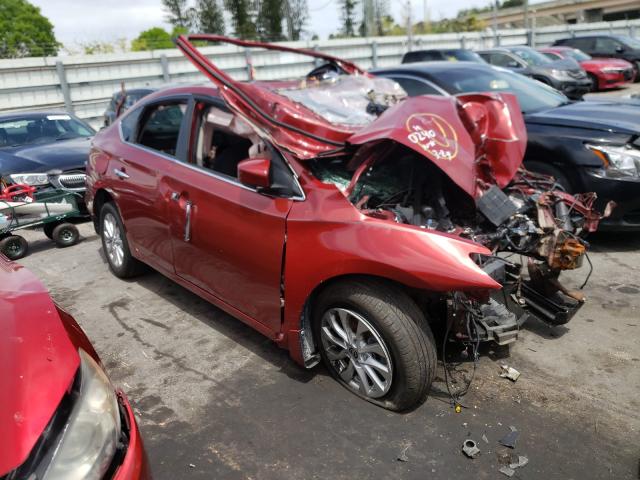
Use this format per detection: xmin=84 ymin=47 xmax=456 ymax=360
xmin=100 ymin=202 xmax=145 ymax=278
xmin=52 ymin=223 xmax=79 ymax=248
xmin=0 ymin=235 xmax=28 ymax=260
xmin=313 ymin=278 xmax=437 ymax=411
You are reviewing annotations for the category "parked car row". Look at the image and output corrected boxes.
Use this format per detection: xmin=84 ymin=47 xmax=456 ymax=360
xmin=2 ymin=33 xmax=640 ymax=479
xmin=403 ymin=34 xmax=640 ymax=96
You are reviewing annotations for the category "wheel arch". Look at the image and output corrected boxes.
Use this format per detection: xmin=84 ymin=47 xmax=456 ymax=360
xmin=92 ymin=188 xmax=116 ymax=233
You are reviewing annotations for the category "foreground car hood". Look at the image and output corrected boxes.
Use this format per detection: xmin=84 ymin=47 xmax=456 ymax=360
xmin=525 ymin=100 xmax=640 ymax=134
xmin=0 ymin=259 xmax=79 ymax=475
xmin=0 ymin=136 xmax=91 ymax=175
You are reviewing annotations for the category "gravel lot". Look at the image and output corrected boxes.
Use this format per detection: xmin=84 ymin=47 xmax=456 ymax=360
xmin=15 ymin=84 xmax=640 ymax=480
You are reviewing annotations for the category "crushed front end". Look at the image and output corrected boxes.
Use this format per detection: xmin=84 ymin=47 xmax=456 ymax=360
xmin=313 ymin=92 xmax=608 ymax=346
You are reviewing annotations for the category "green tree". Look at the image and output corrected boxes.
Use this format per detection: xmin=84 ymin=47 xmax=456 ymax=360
xmin=196 ymin=0 xmax=225 ymax=34
xmin=0 ymin=0 xmax=58 ymax=58
xmin=162 ymin=0 xmax=194 ymax=30
xmin=285 ymin=0 xmax=308 ymax=40
xmin=131 ymin=27 xmax=174 ymax=51
xmin=338 ymin=0 xmax=358 ymax=37
xmin=225 ymin=0 xmax=257 ymax=39
xmin=257 ymin=0 xmax=284 ymax=41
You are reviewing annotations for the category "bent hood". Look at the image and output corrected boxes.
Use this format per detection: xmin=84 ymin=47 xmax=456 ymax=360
xmin=349 ymin=93 xmax=527 ymax=198
xmin=0 ymin=136 xmax=91 ymax=176
xmin=526 ymin=100 xmax=640 ymax=134
xmin=0 ymin=258 xmax=79 ymax=475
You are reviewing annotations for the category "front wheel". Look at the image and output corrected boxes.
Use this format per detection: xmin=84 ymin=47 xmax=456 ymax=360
xmin=52 ymin=223 xmax=79 ymax=248
xmin=313 ymin=278 xmax=437 ymax=411
xmin=588 ymin=73 xmax=599 ymax=92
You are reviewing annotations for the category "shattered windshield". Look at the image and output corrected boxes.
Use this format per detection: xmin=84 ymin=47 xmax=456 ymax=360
xmin=276 ymin=75 xmax=407 ymax=126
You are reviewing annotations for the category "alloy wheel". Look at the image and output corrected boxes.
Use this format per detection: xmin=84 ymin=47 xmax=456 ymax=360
xmin=102 ymin=213 xmax=124 ymax=268
xmin=320 ymin=307 xmax=393 ymax=399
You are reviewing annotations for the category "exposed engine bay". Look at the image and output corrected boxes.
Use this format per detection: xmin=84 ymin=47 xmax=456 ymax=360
xmin=310 ymin=142 xmax=606 ymax=346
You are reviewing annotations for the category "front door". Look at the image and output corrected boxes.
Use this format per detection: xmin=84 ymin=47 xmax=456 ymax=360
xmin=165 ymin=100 xmax=296 ymax=333
xmin=110 ymin=97 xmax=189 ymax=273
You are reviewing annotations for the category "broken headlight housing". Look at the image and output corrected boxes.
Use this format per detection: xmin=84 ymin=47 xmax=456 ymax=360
xmin=42 ymin=349 xmax=121 ymax=480
xmin=9 ymin=173 xmax=50 ymax=186
xmin=588 ymin=144 xmax=640 ymax=179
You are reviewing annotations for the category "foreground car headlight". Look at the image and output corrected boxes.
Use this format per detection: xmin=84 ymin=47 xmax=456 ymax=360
xmin=601 ymin=67 xmax=622 ymax=73
xmin=9 ymin=173 xmax=49 ymax=186
xmin=43 ymin=350 xmax=121 ymax=480
xmin=588 ymin=144 xmax=640 ymax=179
xmin=550 ymin=69 xmax=573 ymax=81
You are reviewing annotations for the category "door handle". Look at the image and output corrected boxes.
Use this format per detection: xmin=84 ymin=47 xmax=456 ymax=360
xmin=184 ymin=201 xmax=192 ymax=242
xmin=113 ymin=168 xmax=129 ymax=179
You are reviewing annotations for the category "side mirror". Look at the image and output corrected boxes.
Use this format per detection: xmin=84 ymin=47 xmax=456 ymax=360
xmin=615 ymin=45 xmax=625 ymax=53
xmin=237 ymin=157 xmax=271 ymax=189
xmin=507 ymin=61 xmax=520 ymax=68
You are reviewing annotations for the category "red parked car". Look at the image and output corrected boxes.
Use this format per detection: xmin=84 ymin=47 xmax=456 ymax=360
xmin=539 ymin=46 xmax=634 ymax=91
xmin=86 ymin=36 xmax=605 ymax=411
xmin=0 ymin=256 xmax=149 ymax=479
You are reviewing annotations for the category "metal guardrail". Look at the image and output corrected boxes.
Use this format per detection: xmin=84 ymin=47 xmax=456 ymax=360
xmin=1 ymin=18 xmax=639 ymax=129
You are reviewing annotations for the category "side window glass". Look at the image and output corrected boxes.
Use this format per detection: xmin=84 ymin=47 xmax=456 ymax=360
xmin=136 ymin=102 xmax=187 ymax=157
xmin=391 ymin=77 xmax=440 ymax=96
xmin=595 ymin=37 xmax=616 ymax=52
xmin=120 ymin=107 xmax=141 ymax=142
xmin=490 ymin=53 xmax=515 ymax=68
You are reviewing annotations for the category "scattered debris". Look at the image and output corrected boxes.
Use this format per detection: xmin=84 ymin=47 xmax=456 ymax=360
xmin=510 ymin=455 xmax=529 ymax=469
xmin=482 ymin=433 xmax=489 ymax=444
xmin=462 ymin=439 xmax=481 ymax=459
xmin=189 ymin=464 xmax=195 ymax=468
xmin=499 ymin=466 xmax=516 ymax=477
xmin=496 ymin=449 xmax=515 ymax=465
xmin=499 ymin=428 xmax=520 ymax=449
xmin=500 ymin=365 xmax=521 ymax=382
xmin=397 ymin=445 xmax=410 ymax=462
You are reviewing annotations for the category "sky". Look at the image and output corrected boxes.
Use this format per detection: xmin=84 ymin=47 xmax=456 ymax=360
xmin=30 ymin=0 xmax=500 ymax=49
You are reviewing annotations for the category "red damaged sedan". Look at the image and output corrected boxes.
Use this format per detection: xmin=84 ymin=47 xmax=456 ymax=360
xmin=540 ymin=46 xmax=634 ymax=91
xmin=86 ymin=36 xmax=606 ymax=411
xmin=0 ymin=257 xmax=149 ymax=479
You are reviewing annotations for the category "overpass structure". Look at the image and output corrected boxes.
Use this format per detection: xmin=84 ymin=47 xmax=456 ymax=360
xmin=476 ymin=0 xmax=640 ymax=28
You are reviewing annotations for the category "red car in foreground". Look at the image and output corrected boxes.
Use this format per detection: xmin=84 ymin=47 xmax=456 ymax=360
xmin=86 ymin=36 xmax=606 ymax=411
xmin=539 ymin=46 xmax=634 ymax=91
xmin=0 ymin=256 xmax=149 ymax=479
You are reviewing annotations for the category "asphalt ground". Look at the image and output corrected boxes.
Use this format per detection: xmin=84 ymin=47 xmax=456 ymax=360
xmin=15 ymin=82 xmax=640 ymax=480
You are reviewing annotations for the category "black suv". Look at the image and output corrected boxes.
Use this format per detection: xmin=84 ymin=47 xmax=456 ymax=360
xmin=552 ymin=35 xmax=640 ymax=81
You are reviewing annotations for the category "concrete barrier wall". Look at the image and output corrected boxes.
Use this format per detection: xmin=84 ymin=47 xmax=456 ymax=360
xmin=1 ymin=18 xmax=638 ymax=128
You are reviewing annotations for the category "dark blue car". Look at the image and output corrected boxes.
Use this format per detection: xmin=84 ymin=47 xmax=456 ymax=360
xmin=0 ymin=111 xmax=95 ymax=194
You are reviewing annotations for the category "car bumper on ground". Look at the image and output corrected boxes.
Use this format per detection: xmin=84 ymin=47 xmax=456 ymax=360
xmin=583 ymin=168 xmax=640 ymax=231
xmin=113 ymin=391 xmax=151 ymax=480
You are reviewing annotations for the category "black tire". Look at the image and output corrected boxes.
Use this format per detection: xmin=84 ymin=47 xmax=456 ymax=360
xmin=52 ymin=223 xmax=79 ymax=248
xmin=525 ymin=161 xmax=573 ymax=193
xmin=99 ymin=202 xmax=145 ymax=278
xmin=0 ymin=235 xmax=28 ymax=260
xmin=43 ymin=222 xmax=57 ymax=239
xmin=313 ymin=278 xmax=437 ymax=412
xmin=587 ymin=73 xmax=599 ymax=92
xmin=634 ymin=62 xmax=640 ymax=83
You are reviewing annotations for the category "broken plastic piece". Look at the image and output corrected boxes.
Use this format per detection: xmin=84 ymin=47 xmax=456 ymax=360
xmin=509 ymin=455 xmax=529 ymax=469
xmin=397 ymin=445 xmax=410 ymax=462
xmin=500 ymin=365 xmax=521 ymax=382
xmin=482 ymin=433 xmax=489 ymax=444
xmin=499 ymin=466 xmax=516 ymax=477
xmin=462 ymin=439 xmax=480 ymax=458
xmin=498 ymin=429 xmax=520 ymax=449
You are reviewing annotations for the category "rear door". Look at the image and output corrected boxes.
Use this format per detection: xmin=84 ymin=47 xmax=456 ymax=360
xmin=593 ymin=37 xmax=623 ymax=59
xmin=166 ymin=97 xmax=299 ymax=333
xmin=110 ymin=96 xmax=189 ymax=273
